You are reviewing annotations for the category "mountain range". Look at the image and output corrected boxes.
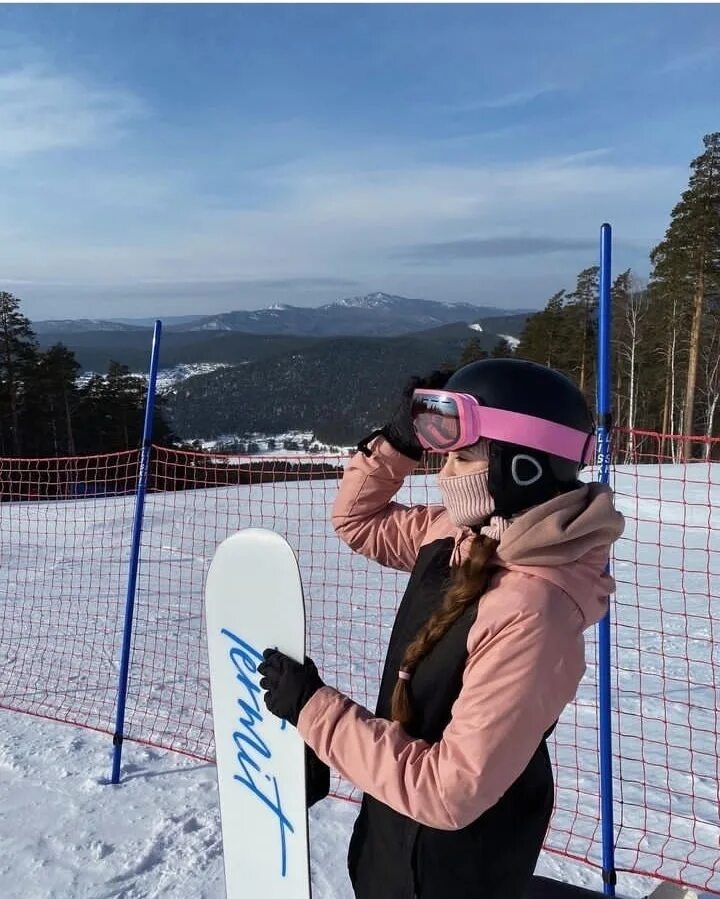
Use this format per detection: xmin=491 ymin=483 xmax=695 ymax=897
xmin=30 ymin=293 xmax=532 ymax=441
xmin=33 ymin=292 xmax=533 ymax=338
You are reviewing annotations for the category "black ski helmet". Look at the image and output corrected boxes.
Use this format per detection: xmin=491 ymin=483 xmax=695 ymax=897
xmin=443 ymin=358 xmax=595 ymax=517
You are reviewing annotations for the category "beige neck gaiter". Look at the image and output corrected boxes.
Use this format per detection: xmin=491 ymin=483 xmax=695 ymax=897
xmin=437 ymin=468 xmax=510 ymax=542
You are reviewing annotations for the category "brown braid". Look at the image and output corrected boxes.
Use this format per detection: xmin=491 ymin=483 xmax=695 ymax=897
xmin=390 ymin=535 xmax=500 ymax=727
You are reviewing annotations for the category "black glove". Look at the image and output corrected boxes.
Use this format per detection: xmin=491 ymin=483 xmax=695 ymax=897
xmin=258 ymin=648 xmax=324 ymax=727
xmin=378 ymin=368 xmax=455 ymax=461
xmin=305 ymin=746 xmax=330 ymax=808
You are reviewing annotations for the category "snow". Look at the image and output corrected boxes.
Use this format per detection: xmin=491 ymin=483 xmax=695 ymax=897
xmin=187 ymin=431 xmax=351 ymax=455
xmin=332 ymin=292 xmax=399 ymax=309
xmin=1 ymin=708 xmax=651 ymax=899
xmin=499 ymin=333 xmax=521 ymax=348
xmin=0 ymin=709 xmax=362 ymax=898
xmin=199 ymin=320 xmax=232 ymax=331
xmin=0 ymin=462 xmax=718 ymax=898
xmin=154 ymin=363 xmax=232 ymax=393
xmin=76 ymin=363 xmax=232 ymax=393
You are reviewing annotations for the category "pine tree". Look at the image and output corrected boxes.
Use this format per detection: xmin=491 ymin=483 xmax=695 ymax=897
xmin=612 ymin=271 xmax=651 ymax=461
xmin=515 ymin=290 xmax=567 ymax=368
xmin=649 ymin=132 xmax=720 ymax=448
xmin=75 ymin=374 xmax=110 ymax=453
xmin=698 ymin=291 xmax=720 ymax=453
xmin=458 ymin=337 xmax=488 ymax=366
xmin=0 ymin=292 xmax=38 ymax=455
xmin=26 ymin=344 xmax=82 ymax=455
xmin=515 ymin=272 xmax=597 ymax=402
xmin=106 ymin=361 xmax=146 ymax=449
xmin=75 ymin=361 xmax=176 ymax=453
xmin=490 ymin=338 xmax=515 ymax=358
xmin=564 ymin=266 xmax=599 ymax=395
xmin=152 ymin=392 xmax=177 ymax=446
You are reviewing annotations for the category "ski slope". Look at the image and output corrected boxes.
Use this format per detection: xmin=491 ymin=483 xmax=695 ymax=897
xmin=0 ymin=709 xmax=663 ymax=899
xmin=0 ymin=462 xmax=718 ymax=898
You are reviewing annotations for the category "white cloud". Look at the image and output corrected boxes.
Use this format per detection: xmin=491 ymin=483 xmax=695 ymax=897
xmin=1 ymin=152 xmax=683 ymax=297
xmin=0 ymin=65 xmax=145 ymax=162
xmin=659 ymin=45 xmax=719 ymax=74
xmin=451 ymin=85 xmax=563 ymax=112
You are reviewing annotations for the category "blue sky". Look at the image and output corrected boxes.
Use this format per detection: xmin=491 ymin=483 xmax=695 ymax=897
xmin=1 ymin=4 xmax=719 ymax=320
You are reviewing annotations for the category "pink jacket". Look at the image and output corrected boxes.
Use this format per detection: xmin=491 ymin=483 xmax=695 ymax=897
xmin=297 ymin=437 xmax=625 ymax=830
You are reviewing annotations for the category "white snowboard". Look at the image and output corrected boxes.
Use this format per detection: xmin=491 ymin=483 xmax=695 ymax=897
xmin=205 ymin=528 xmax=311 ymax=899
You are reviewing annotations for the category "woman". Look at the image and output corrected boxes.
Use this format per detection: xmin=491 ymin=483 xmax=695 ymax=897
xmin=259 ymin=358 xmax=625 ymax=899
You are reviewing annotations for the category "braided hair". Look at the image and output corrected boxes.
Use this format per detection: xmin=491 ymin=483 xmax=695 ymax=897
xmin=390 ymin=535 xmax=499 ymax=727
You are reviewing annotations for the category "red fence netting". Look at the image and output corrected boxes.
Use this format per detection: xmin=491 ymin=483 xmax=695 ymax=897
xmin=0 ymin=437 xmax=717 ymax=892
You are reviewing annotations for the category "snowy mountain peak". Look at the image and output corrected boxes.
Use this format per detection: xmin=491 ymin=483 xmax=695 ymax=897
xmin=200 ymin=319 xmax=232 ymax=330
xmin=332 ymin=292 xmax=404 ymax=309
xmin=33 ymin=293 xmax=531 ymax=340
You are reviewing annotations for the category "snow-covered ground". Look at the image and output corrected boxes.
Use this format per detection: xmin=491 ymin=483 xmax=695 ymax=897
xmin=0 ymin=461 xmax=718 ymax=898
xmin=76 ymin=363 xmax=233 ymax=393
xmin=154 ymin=363 xmax=232 ymax=393
xmin=0 ymin=709 xmax=659 ymax=899
xmin=186 ymin=431 xmax=350 ymax=456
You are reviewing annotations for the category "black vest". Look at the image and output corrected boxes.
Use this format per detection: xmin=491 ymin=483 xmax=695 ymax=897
xmin=347 ymin=538 xmax=555 ymax=899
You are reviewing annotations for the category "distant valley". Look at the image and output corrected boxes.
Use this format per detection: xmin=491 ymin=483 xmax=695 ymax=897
xmin=33 ymin=293 xmax=531 ymax=444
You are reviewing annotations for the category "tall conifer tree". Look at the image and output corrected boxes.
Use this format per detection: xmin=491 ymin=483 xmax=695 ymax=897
xmin=649 ymin=132 xmax=720 ymax=447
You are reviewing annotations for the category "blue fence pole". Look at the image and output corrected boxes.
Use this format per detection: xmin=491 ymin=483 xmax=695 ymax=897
xmin=111 ymin=320 xmax=163 ymax=785
xmin=596 ymin=224 xmax=616 ymax=895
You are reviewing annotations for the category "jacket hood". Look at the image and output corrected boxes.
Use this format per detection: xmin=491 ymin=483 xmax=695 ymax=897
xmin=492 ymin=482 xmax=624 ymax=628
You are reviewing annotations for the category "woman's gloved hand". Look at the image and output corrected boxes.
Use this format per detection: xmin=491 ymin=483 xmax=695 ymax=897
xmin=379 ymin=368 xmax=455 ymax=460
xmin=258 ymin=648 xmax=324 ymax=727
xmin=259 ymin=650 xmax=331 ymax=806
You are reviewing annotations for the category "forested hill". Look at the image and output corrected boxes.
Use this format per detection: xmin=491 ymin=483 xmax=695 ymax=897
xmin=166 ymin=324 xmax=505 ymax=445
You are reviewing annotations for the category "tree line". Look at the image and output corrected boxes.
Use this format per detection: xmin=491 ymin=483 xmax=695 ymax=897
xmin=0 ymin=292 xmax=175 ymax=457
xmin=508 ymin=132 xmax=720 ymax=460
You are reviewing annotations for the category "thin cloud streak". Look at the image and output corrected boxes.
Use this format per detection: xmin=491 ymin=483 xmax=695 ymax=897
xmin=0 ymin=64 xmax=146 ymax=162
xmin=452 ymin=84 xmax=564 ymax=112
xmin=395 ymin=235 xmax=599 ymax=263
xmin=3 ymin=276 xmax=360 ymax=293
xmin=659 ymin=45 xmax=719 ymax=74
xmin=2 ymin=155 xmax=681 ymax=289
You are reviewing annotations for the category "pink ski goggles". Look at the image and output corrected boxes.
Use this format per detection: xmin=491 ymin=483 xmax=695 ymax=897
xmin=410 ymin=389 xmax=595 ymax=463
